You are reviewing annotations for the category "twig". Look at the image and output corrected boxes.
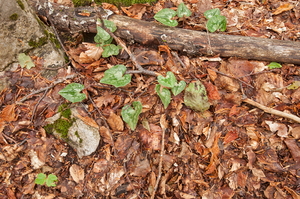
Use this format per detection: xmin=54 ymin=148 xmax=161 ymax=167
xmin=243 ymin=97 xmax=300 ymax=123
xmin=171 ymin=51 xmax=186 ymax=68
xmin=17 ymin=74 xmax=77 ymax=103
xmin=31 ymin=88 xmax=49 ymax=123
xmin=94 ymin=7 xmax=158 ymax=77
xmin=151 ymin=114 xmax=167 ymax=199
xmin=124 ymin=162 xmax=142 ymax=199
xmin=209 ymin=67 xmax=254 ymax=88
xmin=87 ymin=93 xmax=118 ymax=157
xmin=239 ymin=69 xmax=277 ymax=78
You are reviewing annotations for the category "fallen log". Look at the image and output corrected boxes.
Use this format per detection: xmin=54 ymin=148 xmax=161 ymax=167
xmin=29 ymin=0 xmax=300 ymax=65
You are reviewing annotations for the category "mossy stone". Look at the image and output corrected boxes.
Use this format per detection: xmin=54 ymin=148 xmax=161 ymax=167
xmin=17 ymin=0 xmax=25 ymax=10
xmin=72 ymin=0 xmax=157 ymax=7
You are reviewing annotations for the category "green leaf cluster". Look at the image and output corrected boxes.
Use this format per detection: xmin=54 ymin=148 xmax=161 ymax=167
xmin=121 ymin=101 xmax=142 ymax=130
xmin=59 ymin=83 xmax=86 ymax=103
xmin=94 ymin=19 xmax=122 ymax=57
xmin=35 ymin=173 xmax=58 ymax=187
xmin=267 ymin=62 xmax=282 ymax=69
xmin=100 ymin=65 xmax=131 ymax=87
xmin=204 ymin=8 xmax=227 ymax=32
xmin=154 ymin=3 xmax=191 ymax=27
xmin=156 ymin=71 xmax=186 ymax=108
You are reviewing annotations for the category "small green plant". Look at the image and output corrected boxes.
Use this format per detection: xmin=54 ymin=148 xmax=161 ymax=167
xmin=121 ymin=101 xmax=143 ymax=130
xmin=35 ymin=173 xmax=58 ymax=187
xmin=100 ymin=65 xmax=132 ymax=87
xmin=184 ymin=81 xmax=210 ymax=112
xmin=155 ymin=71 xmax=186 ymax=108
xmin=267 ymin=62 xmax=282 ymax=69
xmin=94 ymin=19 xmax=122 ymax=57
xmin=154 ymin=3 xmax=191 ymax=27
xmin=204 ymin=8 xmax=227 ymax=32
xmin=58 ymin=83 xmax=86 ymax=103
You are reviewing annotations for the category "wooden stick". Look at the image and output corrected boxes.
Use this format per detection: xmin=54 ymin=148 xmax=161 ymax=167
xmin=243 ymin=98 xmax=300 ymax=123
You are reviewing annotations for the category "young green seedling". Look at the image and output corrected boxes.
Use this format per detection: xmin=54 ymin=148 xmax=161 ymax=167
xmin=59 ymin=83 xmax=86 ymax=103
xmin=100 ymin=64 xmax=131 ymax=87
xmin=35 ymin=173 xmax=58 ymax=187
xmin=204 ymin=8 xmax=227 ymax=32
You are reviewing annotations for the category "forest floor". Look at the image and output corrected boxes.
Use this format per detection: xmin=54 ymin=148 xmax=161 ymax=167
xmin=1 ymin=0 xmax=300 ymax=198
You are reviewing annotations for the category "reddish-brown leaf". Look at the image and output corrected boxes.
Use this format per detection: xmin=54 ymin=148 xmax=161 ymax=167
xmin=223 ymin=130 xmax=238 ymax=144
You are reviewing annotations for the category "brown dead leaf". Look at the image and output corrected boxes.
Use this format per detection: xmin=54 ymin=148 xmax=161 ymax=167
xmin=79 ymin=43 xmax=103 ymax=63
xmin=207 ymin=68 xmax=217 ymax=81
xmin=130 ymin=153 xmax=151 ymax=177
xmin=99 ymin=126 xmax=113 ymax=145
xmin=223 ymin=130 xmax=238 ymax=144
xmin=121 ymin=4 xmax=149 ymax=19
xmin=102 ymin=3 xmax=120 ymax=14
xmin=284 ymin=186 xmax=300 ymax=199
xmin=273 ymin=3 xmax=294 ymax=15
xmin=107 ymin=111 xmax=124 ymax=131
xmin=70 ymin=164 xmax=85 ymax=183
xmin=137 ymin=124 xmax=163 ymax=150
xmin=94 ymin=92 xmax=116 ymax=108
xmin=251 ymin=168 xmax=265 ymax=179
xmin=0 ymin=104 xmax=17 ymax=123
xmin=204 ymin=82 xmax=220 ymax=100
xmin=284 ymin=139 xmax=300 ymax=163
xmin=136 ymin=50 xmax=164 ymax=66
xmin=265 ymin=121 xmax=288 ymax=137
xmin=93 ymin=159 xmax=108 ymax=173
xmin=76 ymin=114 xmax=99 ymax=129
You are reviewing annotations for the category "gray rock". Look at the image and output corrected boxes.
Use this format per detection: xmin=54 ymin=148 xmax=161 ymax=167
xmin=0 ymin=0 xmax=65 ymax=73
xmin=45 ymin=106 xmax=100 ymax=158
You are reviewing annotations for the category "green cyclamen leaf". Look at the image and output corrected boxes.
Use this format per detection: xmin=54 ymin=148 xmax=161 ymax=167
xmin=95 ymin=19 xmax=117 ymax=42
xmin=206 ymin=15 xmax=227 ymax=32
xmin=121 ymin=101 xmax=142 ymax=130
xmin=154 ymin=8 xmax=178 ymax=27
xmin=155 ymin=84 xmax=171 ymax=109
xmin=171 ymin=80 xmax=186 ymax=96
xmin=102 ymin=44 xmax=121 ymax=57
xmin=157 ymin=71 xmax=176 ymax=88
xmin=268 ymin=62 xmax=282 ymax=69
xmin=35 ymin=173 xmax=46 ymax=185
xmin=184 ymin=81 xmax=210 ymax=112
xmin=59 ymin=83 xmax=86 ymax=103
xmin=204 ymin=8 xmax=221 ymax=19
xmin=100 ymin=64 xmax=131 ymax=87
xmin=18 ymin=53 xmax=35 ymax=69
xmin=46 ymin=174 xmax=58 ymax=187
xmin=177 ymin=3 xmax=191 ymax=18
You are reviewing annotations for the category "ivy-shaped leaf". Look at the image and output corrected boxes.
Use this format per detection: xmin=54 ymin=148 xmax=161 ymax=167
xmin=35 ymin=173 xmax=46 ymax=185
xmin=94 ymin=19 xmax=117 ymax=42
xmin=154 ymin=8 xmax=178 ymax=27
xmin=207 ymin=15 xmax=227 ymax=32
xmin=59 ymin=83 xmax=86 ymax=103
xmin=171 ymin=80 xmax=186 ymax=96
xmin=100 ymin=64 xmax=131 ymax=87
xmin=155 ymin=84 xmax=171 ymax=109
xmin=204 ymin=8 xmax=221 ymax=19
xmin=157 ymin=71 xmax=176 ymax=88
xmin=121 ymin=101 xmax=142 ymax=130
xmin=268 ymin=62 xmax=282 ymax=69
xmin=46 ymin=174 xmax=58 ymax=187
xmin=177 ymin=3 xmax=191 ymax=18
xmin=102 ymin=44 xmax=122 ymax=57
xmin=18 ymin=53 xmax=35 ymax=69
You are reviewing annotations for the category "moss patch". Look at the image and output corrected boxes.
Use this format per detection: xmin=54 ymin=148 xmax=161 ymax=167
xmin=10 ymin=13 xmax=18 ymax=21
xmin=75 ymin=131 xmax=83 ymax=143
xmin=72 ymin=0 xmax=157 ymax=7
xmin=49 ymin=33 xmax=60 ymax=49
xmin=17 ymin=0 xmax=25 ymax=10
xmin=28 ymin=36 xmax=48 ymax=48
xmin=44 ymin=104 xmax=75 ymax=141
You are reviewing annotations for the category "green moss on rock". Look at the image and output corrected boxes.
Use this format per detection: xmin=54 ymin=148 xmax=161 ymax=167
xmin=28 ymin=36 xmax=48 ymax=48
xmin=72 ymin=0 xmax=92 ymax=7
xmin=10 ymin=13 xmax=18 ymax=21
xmin=17 ymin=0 xmax=25 ymax=10
xmin=73 ymin=0 xmax=157 ymax=7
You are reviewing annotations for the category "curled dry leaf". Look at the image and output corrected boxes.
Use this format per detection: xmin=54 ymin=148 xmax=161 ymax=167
xmin=79 ymin=43 xmax=103 ymax=63
xmin=69 ymin=164 xmax=85 ymax=183
xmin=265 ymin=121 xmax=288 ymax=138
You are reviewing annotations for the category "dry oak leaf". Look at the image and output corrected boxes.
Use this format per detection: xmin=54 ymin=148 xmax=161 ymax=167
xmin=70 ymin=164 xmax=85 ymax=183
xmin=76 ymin=114 xmax=99 ymax=129
xmin=107 ymin=111 xmax=124 ymax=131
xmin=273 ymin=3 xmax=294 ymax=15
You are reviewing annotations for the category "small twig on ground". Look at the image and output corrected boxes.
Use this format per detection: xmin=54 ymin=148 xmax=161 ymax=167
xmin=94 ymin=7 xmax=158 ymax=77
xmin=151 ymin=114 xmax=167 ymax=199
xmin=87 ymin=93 xmax=118 ymax=157
xmin=243 ymin=97 xmax=300 ymax=123
xmin=17 ymin=74 xmax=77 ymax=103
xmin=239 ymin=69 xmax=277 ymax=78
xmin=123 ymin=162 xmax=142 ymax=199
xmin=171 ymin=51 xmax=186 ymax=68
xmin=209 ymin=67 xmax=254 ymax=88
xmin=31 ymin=88 xmax=49 ymax=123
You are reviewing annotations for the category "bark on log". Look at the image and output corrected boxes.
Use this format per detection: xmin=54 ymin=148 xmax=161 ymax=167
xmin=29 ymin=0 xmax=300 ymax=65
